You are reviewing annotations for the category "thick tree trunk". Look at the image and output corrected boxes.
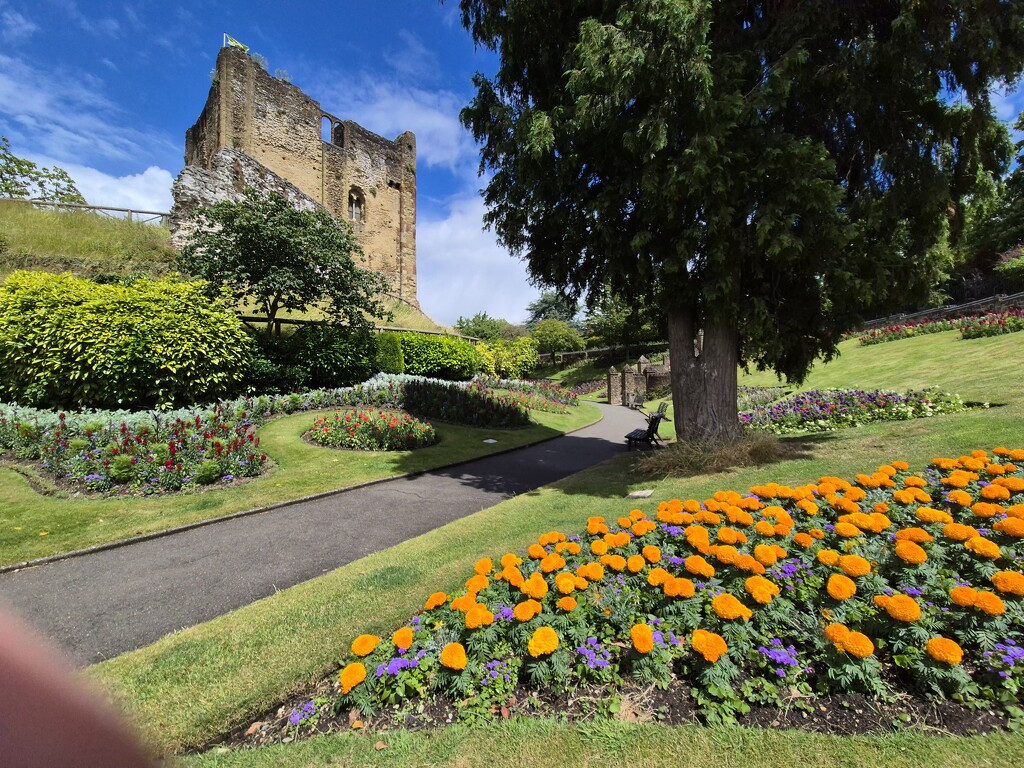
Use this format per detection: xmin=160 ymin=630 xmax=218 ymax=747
xmin=667 ymin=307 xmax=740 ymax=442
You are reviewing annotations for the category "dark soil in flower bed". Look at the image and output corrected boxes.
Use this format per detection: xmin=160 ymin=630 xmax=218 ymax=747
xmin=197 ymin=673 xmax=1013 ymax=755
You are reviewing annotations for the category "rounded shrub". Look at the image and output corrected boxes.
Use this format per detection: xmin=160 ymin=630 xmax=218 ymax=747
xmin=0 ymin=271 xmax=253 ymax=409
xmin=399 ymin=333 xmax=478 ymax=380
xmin=291 ymin=324 xmax=377 ymax=389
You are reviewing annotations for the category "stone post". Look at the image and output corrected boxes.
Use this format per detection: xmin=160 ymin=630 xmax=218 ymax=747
xmin=607 ymin=366 xmax=622 ymax=405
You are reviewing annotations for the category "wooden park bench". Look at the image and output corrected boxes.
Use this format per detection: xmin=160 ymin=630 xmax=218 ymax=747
xmin=625 ymin=392 xmax=645 ymax=410
xmin=625 ymin=409 xmax=670 ymax=451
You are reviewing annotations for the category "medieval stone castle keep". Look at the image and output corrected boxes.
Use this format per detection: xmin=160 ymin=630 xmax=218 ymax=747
xmin=171 ymin=45 xmax=418 ymax=306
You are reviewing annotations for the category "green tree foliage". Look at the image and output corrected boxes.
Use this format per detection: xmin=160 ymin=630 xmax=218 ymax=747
xmin=458 ymin=0 xmax=1024 ymax=439
xmin=525 ymin=291 xmax=580 ymax=329
xmin=454 ymin=311 xmax=527 ymax=341
xmin=178 ymin=189 xmax=390 ymax=333
xmin=583 ymin=292 xmax=661 ymax=349
xmin=0 ymin=271 xmax=252 ymax=409
xmin=0 ymin=136 xmax=86 ymax=204
xmin=375 ymin=332 xmax=406 ymax=375
xmin=290 ymin=324 xmax=377 ymax=389
xmin=531 ymin=318 xmax=584 ymax=356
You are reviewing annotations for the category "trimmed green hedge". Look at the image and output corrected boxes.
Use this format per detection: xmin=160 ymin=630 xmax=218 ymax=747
xmin=398 ymin=332 xmax=478 ymax=380
xmin=375 ymin=332 xmax=405 ymax=374
xmin=0 ymin=271 xmax=252 ymax=409
xmin=291 ymin=324 xmax=377 ymax=388
xmin=476 ymin=337 xmax=539 ymax=379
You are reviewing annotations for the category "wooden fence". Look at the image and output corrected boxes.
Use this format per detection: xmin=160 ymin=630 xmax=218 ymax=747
xmin=860 ymin=290 xmax=1024 ymax=330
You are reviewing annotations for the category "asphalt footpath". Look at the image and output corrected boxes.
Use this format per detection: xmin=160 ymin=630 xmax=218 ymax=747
xmin=0 ymin=403 xmax=648 ymax=666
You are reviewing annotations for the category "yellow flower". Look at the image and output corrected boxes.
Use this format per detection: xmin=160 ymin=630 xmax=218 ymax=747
xmin=926 ymin=637 xmax=963 ymax=665
xmin=440 ymin=642 xmax=468 ymax=670
xmin=339 ymin=662 xmax=367 ymax=694
xmin=527 ymin=626 xmax=560 ymax=657
xmin=351 ymin=634 xmax=380 ymax=657
xmin=631 ymin=623 xmax=655 ymax=654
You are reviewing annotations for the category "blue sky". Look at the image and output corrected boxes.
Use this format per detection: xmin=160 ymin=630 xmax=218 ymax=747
xmin=3 ymin=2 xmax=1024 ymax=326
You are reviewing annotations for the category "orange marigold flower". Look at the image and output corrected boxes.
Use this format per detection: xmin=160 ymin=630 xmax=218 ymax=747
xmin=994 ymin=517 xmax=1024 ymax=538
xmin=424 ymin=592 xmax=448 ymax=611
xmin=964 ymin=535 xmax=1001 ymax=560
xmin=891 ymin=460 xmax=910 ymax=470
xmin=691 ymin=629 xmax=728 ymax=663
xmin=631 ymin=623 xmax=655 ymax=654
xmin=523 ymin=575 xmax=549 ymax=600
xmin=539 ymin=553 xmax=566 ymax=573
xmin=339 ymin=662 xmax=367 ymax=694
xmin=895 ymin=527 xmax=933 ymax=543
xmin=556 ymin=596 xmax=577 ymax=611
xmin=949 ymin=586 xmax=978 ymax=607
xmin=826 ymin=574 xmax=857 ymax=601
xmin=926 ymin=637 xmax=963 ymax=665
xmin=664 ymin=576 xmax=696 ymax=598
xmin=903 ymin=475 xmax=928 ymax=488
xmin=712 ymin=593 xmax=753 ymax=621
xmin=591 ymin=540 xmax=609 ymax=556
xmin=809 ymin=528 xmax=826 ymax=540
xmin=991 ymin=571 xmax=1024 ymax=596
xmin=824 ymin=623 xmax=850 ymax=644
xmin=440 ymin=642 xmax=468 ymax=670
xmin=392 ymin=627 xmax=414 ymax=650
xmin=554 ymin=572 xmax=577 ymax=595
xmin=513 ymin=599 xmax=542 ymax=622
xmin=715 ymin=545 xmax=740 ymax=565
xmin=503 ymin=567 xmax=525 ymax=588
xmin=817 ymin=549 xmax=841 ymax=567
xmin=642 ymin=545 xmax=662 ymax=563
xmin=981 ymin=484 xmax=1012 ymax=501
xmin=916 ymin=507 xmax=954 ymax=524
xmin=474 ymin=558 xmax=493 ymax=575
xmin=527 ymin=543 xmax=547 ymax=559
xmin=527 ymin=626 xmax=560 ymax=657
xmin=450 ymin=594 xmax=475 ymax=612
xmin=684 ymin=555 xmax=715 ymax=578
xmin=754 ymin=543 xmax=778 ymax=566
xmin=839 ymin=554 xmax=872 ymax=578
xmin=465 ymin=603 xmax=494 ymax=629
xmin=793 ymin=532 xmax=814 ymax=548
xmin=894 ymin=540 xmax=928 ymax=565
xmin=500 ymin=552 xmax=523 ymax=568
xmin=843 ymin=631 xmax=875 ymax=659
xmin=626 ymin=554 xmax=646 ymax=573
xmin=578 ymin=562 xmax=604 ymax=582
xmin=745 ymin=575 xmax=781 ymax=605
xmin=465 ymin=574 xmax=489 ymax=594
xmin=351 ymin=634 xmax=380 ymax=657
xmin=617 ymin=516 xmax=632 ymax=528
xmin=972 ymin=502 xmax=1005 ymax=519
xmin=946 ymin=490 xmax=973 ymax=507
xmin=973 ymin=591 xmax=1006 ymax=616
xmin=602 ymin=554 xmax=627 ymax=572
xmin=943 ymin=522 xmax=979 ymax=541
xmin=734 ymin=554 xmax=766 ymax=574
xmin=875 ymin=593 xmax=921 ymax=622
xmin=755 ymin=520 xmax=776 ymax=536
xmin=632 ymin=520 xmax=657 ymax=536
xmin=834 ymin=522 xmax=861 ymax=538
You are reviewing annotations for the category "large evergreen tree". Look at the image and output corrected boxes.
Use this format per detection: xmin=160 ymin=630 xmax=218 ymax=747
xmin=458 ymin=0 xmax=1024 ymax=440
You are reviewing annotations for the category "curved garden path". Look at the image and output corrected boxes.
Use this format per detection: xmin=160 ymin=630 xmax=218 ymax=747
xmin=0 ymin=403 xmax=648 ymax=665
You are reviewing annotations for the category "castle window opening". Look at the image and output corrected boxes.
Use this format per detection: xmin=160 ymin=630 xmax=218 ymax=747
xmin=320 ymin=116 xmax=332 ymax=143
xmin=348 ymin=188 xmax=365 ymax=223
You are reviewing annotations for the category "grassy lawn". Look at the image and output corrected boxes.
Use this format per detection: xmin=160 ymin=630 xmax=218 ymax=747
xmin=0 ymin=403 xmax=601 ymax=567
xmin=84 ymin=330 xmax=1024 ymax=762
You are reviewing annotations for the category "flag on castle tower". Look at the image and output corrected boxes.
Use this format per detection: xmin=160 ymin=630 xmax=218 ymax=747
xmin=223 ymin=34 xmax=249 ymax=52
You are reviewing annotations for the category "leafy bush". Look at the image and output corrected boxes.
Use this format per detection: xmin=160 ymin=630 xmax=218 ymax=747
xmin=476 ymin=337 xmax=539 ymax=379
xmin=531 ymin=318 xmax=585 ymax=355
xmin=291 ymin=324 xmax=377 ymax=389
xmin=333 ymin=447 xmax=1024 ymax=725
xmin=0 ymin=271 xmax=252 ymax=409
xmin=307 ymin=409 xmax=437 ymax=451
xmin=375 ymin=332 xmax=405 ymax=375
xmin=739 ymin=388 xmax=972 ymax=434
xmin=399 ymin=333 xmax=478 ymax=380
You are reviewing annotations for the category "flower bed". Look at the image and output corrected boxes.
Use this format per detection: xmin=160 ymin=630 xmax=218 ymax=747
xmin=858 ymin=310 xmax=1024 ymax=346
xmin=474 ymin=375 xmax=579 ymax=412
xmin=961 ymin=309 xmax=1024 ymax=339
xmin=329 ymin=447 xmax=1024 ymax=725
xmin=307 ymin=410 xmax=438 ymax=451
xmin=739 ymin=388 xmax=969 ymax=434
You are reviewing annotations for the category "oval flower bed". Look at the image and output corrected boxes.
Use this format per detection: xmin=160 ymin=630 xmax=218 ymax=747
xmin=317 ymin=446 xmax=1024 ymax=731
xmin=307 ymin=409 xmax=438 ymax=451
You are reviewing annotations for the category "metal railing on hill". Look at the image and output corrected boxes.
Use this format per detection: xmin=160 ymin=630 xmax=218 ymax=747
xmin=238 ymin=315 xmax=477 ymax=341
xmin=860 ymin=290 xmax=1024 ymax=330
xmin=1 ymin=198 xmax=170 ymax=226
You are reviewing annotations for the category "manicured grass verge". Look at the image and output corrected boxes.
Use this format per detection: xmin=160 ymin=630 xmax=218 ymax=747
xmin=184 ymin=718 xmax=1024 ymax=768
xmin=0 ymin=403 xmax=601 ymax=566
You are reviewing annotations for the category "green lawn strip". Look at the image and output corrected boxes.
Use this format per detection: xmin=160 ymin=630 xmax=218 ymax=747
xmin=182 ymin=719 xmax=1024 ymax=768
xmin=0 ymin=402 xmax=601 ymax=566
xmin=87 ymin=400 xmax=1023 ymax=757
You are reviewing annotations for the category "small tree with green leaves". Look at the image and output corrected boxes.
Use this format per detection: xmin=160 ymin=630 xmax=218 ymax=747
xmin=179 ymin=189 xmax=390 ymax=334
xmin=532 ymin=318 xmax=584 ymax=356
xmin=525 ymin=291 xmax=580 ymax=329
xmin=0 ymin=136 xmax=85 ymax=203
xmin=454 ymin=311 xmax=527 ymax=341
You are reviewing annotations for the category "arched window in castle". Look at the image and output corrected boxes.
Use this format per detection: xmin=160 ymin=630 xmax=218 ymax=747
xmin=320 ymin=116 xmax=332 ymax=143
xmin=348 ymin=187 xmax=365 ymax=225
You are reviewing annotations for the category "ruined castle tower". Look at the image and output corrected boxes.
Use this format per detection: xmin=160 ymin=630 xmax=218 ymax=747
xmin=172 ymin=45 xmax=418 ymax=306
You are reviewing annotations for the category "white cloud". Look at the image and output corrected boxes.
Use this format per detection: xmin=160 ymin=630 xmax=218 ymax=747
xmin=417 ymin=195 xmax=539 ymax=325
xmin=0 ymin=53 xmax=180 ymax=171
xmin=19 ymin=151 xmax=175 ymax=212
xmin=385 ymin=30 xmax=439 ymax=80
xmin=0 ymin=8 xmax=37 ymax=43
